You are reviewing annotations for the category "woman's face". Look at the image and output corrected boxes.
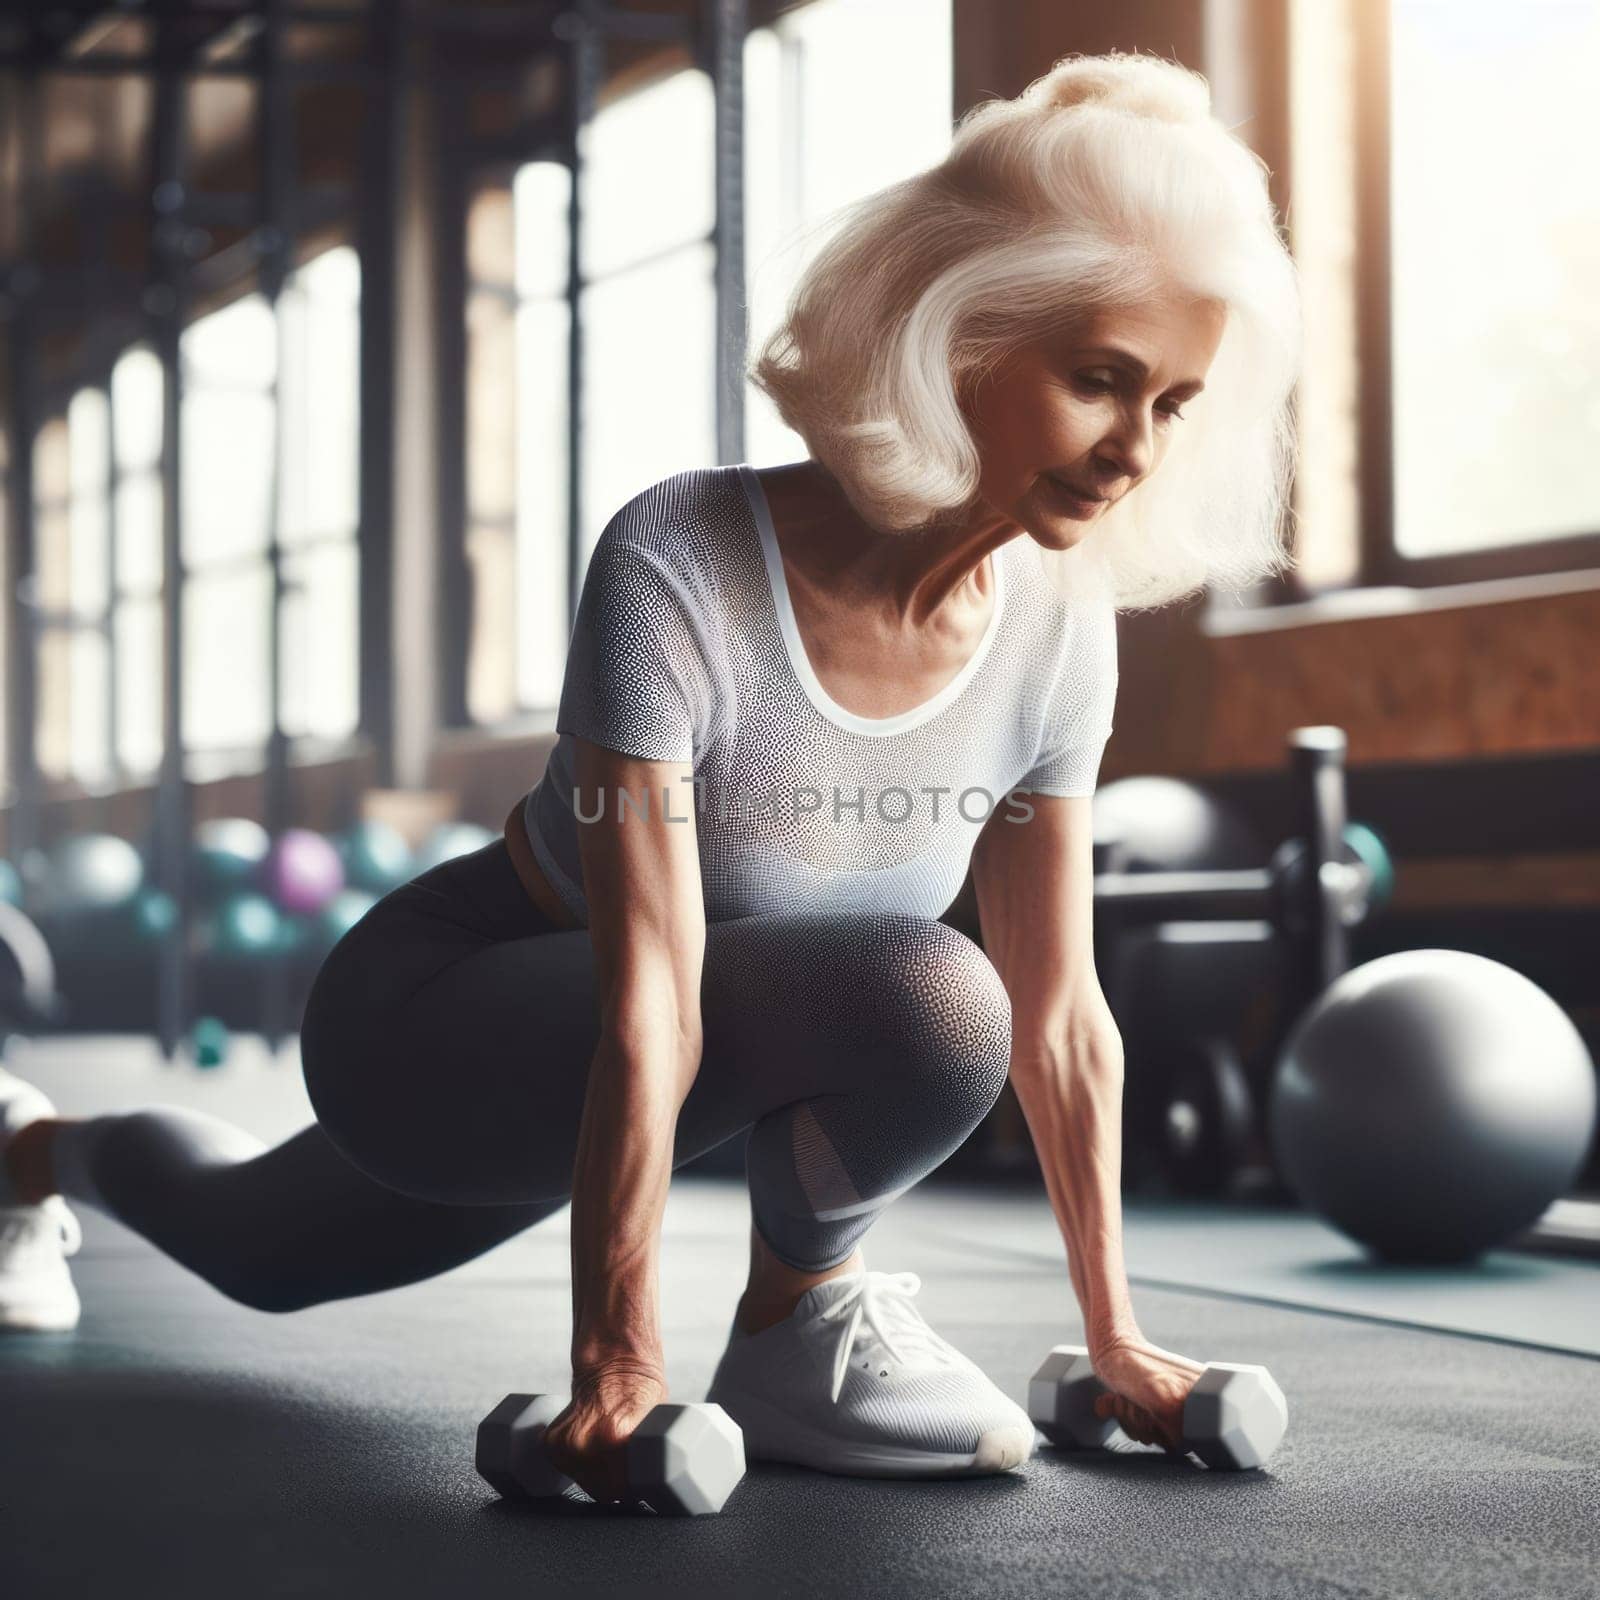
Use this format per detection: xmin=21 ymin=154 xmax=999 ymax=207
xmin=963 ymin=290 xmax=1227 ymax=549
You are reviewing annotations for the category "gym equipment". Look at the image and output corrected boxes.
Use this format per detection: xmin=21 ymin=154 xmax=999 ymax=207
xmin=413 ymin=821 xmax=497 ymax=874
xmin=1028 ymin=1344 xmax=1288 ymax=1471
xmin=476 ymin=1393 xmax=746 ymax=1516
xmin=313 ymin=888 xmax=378 ymax=952
xmin=193 ymin=818 xmax=272 ymax=903
xmin=0 ymin=902 xmax=64 ymax=1035
xmin=22 ymin=833 xmax=144 ymax=920
xmin=1269 ymin=948 xmax=1598 ymax=1264
xmin=258 ymin=829 xmax=345 ymax=917
xmin=1095 ymin=730 xmax=1374 ymax=1009
xmin=334 ymin=820 xmax=413 ymax=894
xmin=202 ymin=892 xmax=291 ymax=961
xmin=1094 ymin=729 xmax=1380 ymax=1197
xmin=191 ymin=1016 xmax=232 ymax=1070
xmin=1140 ymin=1036 xmax=1256 ymax=1197
xmin=1093 ymin=776 xmax=1264 ymax=873
xmin=125 ymin=887 xmax=180 ymax=948
xmin=1341 ymin=821 xmax=1394 ymax=912
xmin=1268 ymin=822 xmax=1395 ymax=935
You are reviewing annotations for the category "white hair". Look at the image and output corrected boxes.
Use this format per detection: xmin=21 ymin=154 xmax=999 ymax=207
xmin=749 ymin=51 xmax=1304 ymax=611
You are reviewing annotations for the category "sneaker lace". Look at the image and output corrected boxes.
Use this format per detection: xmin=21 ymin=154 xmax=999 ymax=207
xmin=811 ymin=1269 xmax=956 ymax=1404
xmin=0 ymin=1198 xmax=82 ymax=1257
xmin=45 ymin=1196 xmax=82 ymax=1256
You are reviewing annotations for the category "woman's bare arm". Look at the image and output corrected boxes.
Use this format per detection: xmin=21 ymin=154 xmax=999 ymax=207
xmin=566 ymin=734 xmax=707 ymax=1382
xmin=969 ymin=790 xmax=1138 ymax=1359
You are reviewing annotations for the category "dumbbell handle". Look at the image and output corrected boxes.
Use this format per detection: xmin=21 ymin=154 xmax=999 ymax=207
xmin=476 ymin=1392 xmax=653 ymax=1506
xmin=1032 ymin=1348 xmax=1288 ymax=1471
xmin=476 ymin=1393 xmax=745 ymax=1515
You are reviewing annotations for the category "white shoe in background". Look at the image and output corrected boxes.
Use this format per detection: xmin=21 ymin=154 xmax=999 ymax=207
xmin=0 ymin=1062 xmax=83 ymax=1331
xmin=707 ymin=1266 xmax=1035 ymax=1478
xmin=0 ymin=1197 xmax=82 ymax=1332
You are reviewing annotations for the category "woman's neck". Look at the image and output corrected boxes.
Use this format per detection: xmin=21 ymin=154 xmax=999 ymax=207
xmin=772 ymin=459 xmax=1015 ymax=627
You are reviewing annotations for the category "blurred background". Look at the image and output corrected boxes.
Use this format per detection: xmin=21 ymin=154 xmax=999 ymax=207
xmin=0 ymin=0 xmax=1596 ymax=1255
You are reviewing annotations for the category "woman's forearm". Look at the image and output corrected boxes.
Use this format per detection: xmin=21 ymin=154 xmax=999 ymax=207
xmin=1008 ymin=1043 xmax=1140 ymax=1358
xmin=568 ymin=1028 xmax=699 ymax=1376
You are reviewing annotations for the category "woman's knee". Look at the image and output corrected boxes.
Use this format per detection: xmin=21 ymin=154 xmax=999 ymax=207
xmin=850 ymin=913 xmax=1012 ymax=1110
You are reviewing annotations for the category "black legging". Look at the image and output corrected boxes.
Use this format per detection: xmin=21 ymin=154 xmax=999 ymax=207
xmin=50 ymin=839 xmax=1014 ymax=1312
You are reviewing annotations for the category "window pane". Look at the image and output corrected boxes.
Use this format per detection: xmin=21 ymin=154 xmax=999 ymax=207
xmin=116 ymin=471 xmax=164 ymax=595
xmin=281 ymin=246 xmax=361 ymax=544
xmin=32 ymin=419 xmax=72 ymax=610
xmin=295 ymin=243 xmax=360 ymax=307
xmin=68 ymin=389 xmax=111 ymax=616
xmin=35 ymin=500 xmax=72 ymax=614
xmin=184 ymin=564 xmax=272 ymax=749
xmin=182 ymin=292 xmax=277 ymax=390
xmin=743 ymin=0 xmax=953 ymax=466
xmin=583 ymin=69 xmax=714 ymax=276
xmin=467 ymin=288 xmax=518 ymax=524
xmin=514 ymin=161 xmax=571 ymax=299
xmin=280 ymin=541 xmax=358 ymax=740
xmin=466 ymin=524 xmax=518 ymax=725
xmin=114 ymin=596 xmax=164 ymax=777
xmin=1391 ymin=0 xmax=1600 ymax=557
xmin=785 ymin=0 xmax=952 ymax=222
xmin=35 ymin=630 xmax=71 ymax=781
xmin=68 ymin=488 xmax=109 ymax=617
xmin=1285 ymin=0 xmax=1361 ymax=590
xmin=68 ymin=388 xmax=110 ymax=498
xmin=112 ymin=347 xmax=165 ymax=471
xmin=181 ymin=388 xmax=275 ymax=565
xmin=468 ymin=184 xmax=517 ymax=287
xmin=580 ymin=241 xmax=716 ymax=557
xmin=36 ymin=627 xmax=109 ymax=785
xmin=516 ymin=295 xmax=571 ymax=709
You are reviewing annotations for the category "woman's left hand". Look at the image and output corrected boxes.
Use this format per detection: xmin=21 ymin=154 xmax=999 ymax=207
xmin=1086 ymin=1335 xmax=1208 ymax=1453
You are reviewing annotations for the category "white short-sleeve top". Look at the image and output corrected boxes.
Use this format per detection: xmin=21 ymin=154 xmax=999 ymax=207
xmin=520 ymin=464 xmax=1117 ymax=927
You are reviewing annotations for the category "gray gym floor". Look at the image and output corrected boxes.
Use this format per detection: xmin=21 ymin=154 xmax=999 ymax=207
xmin=4 ymin=1037 xmax=1598 ymax=1600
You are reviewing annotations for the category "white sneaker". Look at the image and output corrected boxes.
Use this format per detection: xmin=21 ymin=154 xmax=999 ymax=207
xmin=706 ymin=1266 xmax=1035 ymax=1478
xmin=0 ymin=1062 xmax=82 ymax=1331
xmin=0 ymin=1061 xmax=59 ymax=1205
xmin=0 ymin=1198 xmax=82 ymax=1332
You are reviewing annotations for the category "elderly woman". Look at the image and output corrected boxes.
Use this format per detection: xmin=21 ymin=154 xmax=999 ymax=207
xmin=0 ymin=51 xmax=1299 ymax=1502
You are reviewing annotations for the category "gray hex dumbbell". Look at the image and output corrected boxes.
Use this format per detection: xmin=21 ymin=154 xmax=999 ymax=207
xmin=1027 ymin=1345 xmax=1288 ymax=1470
xmin=475 ymin=1393 xmax=747 ymax=1515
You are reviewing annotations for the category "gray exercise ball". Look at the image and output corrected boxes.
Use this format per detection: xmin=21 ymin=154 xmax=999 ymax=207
xmin=1092 ymin=776 xmax=1262 ymax=872
xmin=1269 ymin=949 xmax=1597 ymax=1264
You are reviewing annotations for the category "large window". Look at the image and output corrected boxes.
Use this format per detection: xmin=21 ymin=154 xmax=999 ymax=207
xmin=32 ymin=397 xmax=112 ymax=786
xmin=25 ymin=245 xmax=360 ymax=790
xmin=1388 ymin=0 xmax=1600 ymax=563
xmin=1282 ymin=0 xmax=1599 ymax=602
xmin=460 ymin=0 xmax=952 ymax=726
xmin=179 ymin=244 xmax=361 ymax=772
xmin=112 ymin=347 xmax=167 ymax=778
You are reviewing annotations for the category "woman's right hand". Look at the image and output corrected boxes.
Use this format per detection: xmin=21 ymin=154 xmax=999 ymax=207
xmin=542 ymin=1361 xmax=669 ymax=1506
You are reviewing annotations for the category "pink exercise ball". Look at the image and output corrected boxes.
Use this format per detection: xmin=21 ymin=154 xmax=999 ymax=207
xmin=259 ymin=829 xmax=345 ymax=917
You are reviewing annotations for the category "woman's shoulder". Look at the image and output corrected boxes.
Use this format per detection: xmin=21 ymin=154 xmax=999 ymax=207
xmin=600 ymin=465 xmax=743 ymax=577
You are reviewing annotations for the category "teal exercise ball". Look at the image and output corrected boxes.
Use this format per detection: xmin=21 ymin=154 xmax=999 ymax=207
xmin=194 ymin=818 xmax=272 ymax=904
xmin=413 ymin=821 xmax=496 ymax=873
xmin=1269 ymin=950 xmax=1597 ymax=1264
xmin=335 ymin=821 xmax=413 ymax=894
xmin=297 ymin=888 xmax=378 ymax=958
xmin=203 ymin=892 xmax=290 ymax=961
